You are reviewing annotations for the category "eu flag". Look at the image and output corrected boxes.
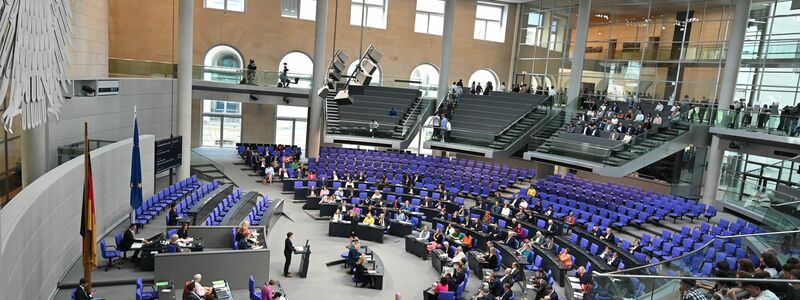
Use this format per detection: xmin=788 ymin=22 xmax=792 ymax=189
xmin=130 ymin=117 xmax=143 ymax=209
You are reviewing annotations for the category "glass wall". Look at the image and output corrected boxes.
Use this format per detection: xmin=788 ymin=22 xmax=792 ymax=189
xmin=516 ymin=0 xmax=732 ymax=105
xmin=201 ymin=100 xmax=242 ymax=147
xmin=515 ymin=0 xmax=578 ymax=93
xmin=276 ymin=105 xmax=308 ymax=151
xmin=0 ymin=101 xmax=22 ymax=206
xmin=735 ymin=0 xmax=800 ymax=109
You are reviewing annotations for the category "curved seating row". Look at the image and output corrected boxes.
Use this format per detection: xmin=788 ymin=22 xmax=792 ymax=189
xmin=135 ymin=175 xmax=201 ymax=225
xmin=204 ymin=188 xmax=245 ymax=226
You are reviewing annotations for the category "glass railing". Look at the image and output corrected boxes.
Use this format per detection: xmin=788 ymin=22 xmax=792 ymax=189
xmin=109 ymin=58 xmax=439 ymax=95
xmin=423 ymin=94 xmax=558 ymax=148
xmin=718 ymin=175 xmax=800 ymax=234
xmin=531 ymin=109 xmax=695 ymax=163
xmin=582 ymin=40 xmax=800 ymax=62
xmin=331 ymin=99 xmax=434 ymax=141
xmin=709 ymin=108 xmax=800 ymax=138
xmin=190 ymin=149 xmax=225 ymax=175
xmin=592 ymin=230 xmax=800 ymax=300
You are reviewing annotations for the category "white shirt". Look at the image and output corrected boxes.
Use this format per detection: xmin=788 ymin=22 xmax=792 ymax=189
xmin=499 ymin=84 xmax=506 ymax=92
xmin=634 ymin=113 xmax=645 ymax=122
xmin=332 ymin=213 xmax=343 ymax=222
xmin=655 ymin=104 xmax=664 ymax=111
xmin=519 ymin=201 xmax=528 ymax=209
xmin=749 ymin=290 xmax=779 ymax=300
xmin=452 ymin=251 xmax=466 ymax=262
xmin=500 ymin=207 xmax=511 ymax=217
xmin=548 ymin=88 xmax=556 ymax=96
xmin=621 ymin=134 xmax=633 ymax=144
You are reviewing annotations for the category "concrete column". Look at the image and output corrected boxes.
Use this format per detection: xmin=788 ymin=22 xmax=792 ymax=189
xmin=436 ymin=0 xmax=456 ymax=105
xmin=176 ymin=0 xmax=193 ymax=179
xmin=566 ymin=0 xmax=591 ymax=113
xmin=702 ymin=0 xmax=750 ymax=205
xmin=307 ymin=0 xmax=328 ymax=159
xmin=21 ymin=125 xmax=47 ymax=187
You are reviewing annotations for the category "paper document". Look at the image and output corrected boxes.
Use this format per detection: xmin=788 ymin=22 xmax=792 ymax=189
xmin=295 ymin=246 xmax=304 ymax=252
xmin=131 ymin=243 xmax=143 ymax=249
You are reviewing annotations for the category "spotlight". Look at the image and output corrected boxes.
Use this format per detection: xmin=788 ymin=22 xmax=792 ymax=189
xmin=249 ymin=94 xmax=258 ymax=101
xmin=317 ymin=86 xmax=329 ymax=98
xmin=336 ymin=51 xmax=350 ymax=64
xmin=334 ymin=90 xmax=354 ymax=105
xmin=366 ymin=47 xmax=383 ymax=63
xmin=361 ymin=59 xmax=378 ymax=75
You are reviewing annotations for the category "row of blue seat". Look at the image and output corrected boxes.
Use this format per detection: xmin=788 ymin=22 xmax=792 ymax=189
xmin=204 ymin=188 xmax=245 ymax=226
xmin=245 ymin=196 xmax=270 ymax=226
xmin=135 ymin=176 xmax=201 ymax=225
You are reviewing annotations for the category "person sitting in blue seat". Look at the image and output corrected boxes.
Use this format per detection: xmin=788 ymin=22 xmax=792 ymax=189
xmin=497 ymin=283 xmax=514 ymax=300
xmin=73 ymin=277 xmax=96 ymax=300
xmin=166 ymin=234 xmax=184 ymax=253
xmin=347 ymin=241 xmax=363 ymax=269
xmin=401 ymin=200 xmax=413 ymax=212
xmin=396 ymin=211 xmax=408 ymax=222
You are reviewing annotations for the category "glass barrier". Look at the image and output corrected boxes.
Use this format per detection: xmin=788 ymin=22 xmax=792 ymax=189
xmin=190 ymin=149 xmax=225 ymax=175
xmin=709 ymin=108 xmax=800 ymax=138
xmin=592 ymin=230 xmax=800 ymax=300
xmin=530 ymin=109 xmax=695 ymax=164
xmin=332 ymin=99 xmax=434 ymax=141
xmin=423 ymin=94 xmax=559 ymax=149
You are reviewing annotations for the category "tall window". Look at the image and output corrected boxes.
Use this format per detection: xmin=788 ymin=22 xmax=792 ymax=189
xmin=410 ymin=64 xmax=439 ymax=97
xmin=281 ymin=0 xmax=316 ymax=20
xmin=203 ymin=45 xmax=244 ymax=83
xmin=278 ymin=52 xmax=314 ymax=89
xmin=414 ymin=0 xmax=444 ymax=35
xmin=276 ymin=105 xmax=308 ymax=152
xmin=204 ymin=0 xmax=245 ymax=12
xmin=468 ymin=69 xmax=499 ymax=91
xmin=347 ymin=60 xmax=382 ymax=85
xmin=351 ymin=0 xmax=388 ymax=29
xmin=202 ymin=100 xmax=242 ymax=147
xmin=474 ymin=2 xmax=506 ymax=42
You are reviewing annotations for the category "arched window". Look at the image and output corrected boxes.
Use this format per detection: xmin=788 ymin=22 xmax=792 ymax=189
xmin=468 ymin=69 xmax=499 ymax=92
xmin=278 ymin=51 xmax=314 ymax=89
xmin=203 ymin=45 xmax=243 ymax=83
xmin=410 ymin=64 xmax=439 ymax=97
xmin=347 ymin=60 xmax=382 ymax=85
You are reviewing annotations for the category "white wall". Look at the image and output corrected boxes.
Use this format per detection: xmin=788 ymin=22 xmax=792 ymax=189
xmin=48 ymin=78 xmax=176 ymax=169
xmin=69 ymin=0 xmax=109 ymax=79
xmin=0 ymin=135 xmax=155 ymax=300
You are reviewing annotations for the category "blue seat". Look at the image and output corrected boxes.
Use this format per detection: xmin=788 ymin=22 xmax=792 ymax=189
xmin=165 ymin=244 xmax=178 ymax=253
xmin=438 ymin=291 xmax=455 ymax=300
xmin=99 ymin=240 xmax=121 ymax=271
xmin=115 ymin=232 xmax=128 ymax=258
xmin=249 ymin=275 xmax=262 ymax=300
xmin=136 ymin=277 xmax=158 ymax=300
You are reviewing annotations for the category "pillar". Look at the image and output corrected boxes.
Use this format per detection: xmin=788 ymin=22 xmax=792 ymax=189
xmin=702 ymin=0 xmax=750 ymax=205
xmin=176 ymin=0 xmax=193 ymax=179
xmin=566 ymin=0 xmax=591 ymax=113
xmin=21 ymin=125 xmax=47 ymax=187
xmin=436 ymin=0 xmax=456 ymax=105
xmin=306 ymin=0 xmax=328 ymax=159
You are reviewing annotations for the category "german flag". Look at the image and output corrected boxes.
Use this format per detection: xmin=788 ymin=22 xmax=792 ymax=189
xmin=80 ymin=122 xmax=97 ymax=276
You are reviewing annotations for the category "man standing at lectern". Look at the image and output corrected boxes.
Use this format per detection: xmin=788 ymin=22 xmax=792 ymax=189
xmin=284 ymin=232 xmax=294 ymax=277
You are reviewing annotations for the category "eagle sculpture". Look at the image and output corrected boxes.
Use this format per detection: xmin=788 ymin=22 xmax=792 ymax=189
xmin=0 ymin=0 xmax=72 ymax=133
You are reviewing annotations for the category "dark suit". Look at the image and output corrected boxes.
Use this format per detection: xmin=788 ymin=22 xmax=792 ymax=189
xmin=487 ymin=280 xmax=503 ymax=296
xmin=500 ymin=274 xmax=514 ymax=286
xmin=602 ymin=233 xmax=615 ymax=243
xmin=283 ymin=238 xmax=294 ymax=275
xmin=498 ymin=289 xmax=514 ymax=300
xmin=452 ymin=269 xmax=466 ymax=286
xmin=177 ymin=228 xmax=189 ymax=239
xmin=119 ymin=229 xmax=140 ymax=258
xmin=608 ymin=256 xmax=621 ymax=269
xmin=73 ymin=287 xmax=91 ymax=300
xmin=511 ymin=268 xmax=524 ymax=282
xmin=167 ymin=210 xmax=179 ymax=226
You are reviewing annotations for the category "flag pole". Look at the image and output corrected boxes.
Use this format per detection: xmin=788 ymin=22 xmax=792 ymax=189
xmin=131 ymin=106 xmax=137 ymax=224
xmin=82 ymin=122 xmax=92 ymax=291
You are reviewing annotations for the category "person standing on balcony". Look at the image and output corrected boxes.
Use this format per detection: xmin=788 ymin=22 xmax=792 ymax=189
xmin=279 ymin=62 xmax=290 ymax=88
xmin=369 ymin=120 xmax=379 ymax=138
xmin=431 ymin=114 xmax=441 ymax=140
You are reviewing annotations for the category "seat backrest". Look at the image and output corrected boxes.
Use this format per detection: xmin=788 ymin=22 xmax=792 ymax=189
xmin=438 ymin=291 xmax=455 ymax=300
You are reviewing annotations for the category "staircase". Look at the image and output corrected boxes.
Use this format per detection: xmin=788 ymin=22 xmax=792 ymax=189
xmin=325 ymin=90 xmax=341 ymax=135
xmin=601 ymin=123 xmax=690 ymax=166
xmin=392 ymin=97 xmax=425 ymax=139
xmin=489 ymin=109 xmax=549 ymax=149
xmin=527 ymin=110 xmax=566 ymax=152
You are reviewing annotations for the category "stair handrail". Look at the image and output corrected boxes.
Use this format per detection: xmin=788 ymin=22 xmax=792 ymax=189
xmin=496 ymin=107 xmax=563 ymax=153
xmin=496 ymin=95 xmax=553 ymax=139
xmin=398 ymin=96 xmax=428 ymax=137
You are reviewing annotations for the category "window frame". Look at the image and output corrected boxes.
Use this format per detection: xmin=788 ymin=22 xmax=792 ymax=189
xmin=281 ymin=0 xmax=317 ymax=20
xmin=474 ymin=1 xmax=507 ymax=43
xmin=204 ymin=0 xmax=246 ymax=12
xmin=414 ymin=0 xmax=445 ymax=35
xmin=351 ymin=0 xmax=388 ymax=30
